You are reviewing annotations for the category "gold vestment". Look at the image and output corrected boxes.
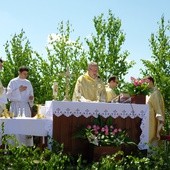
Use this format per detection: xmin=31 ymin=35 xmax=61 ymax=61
xmin=147 ymin=87 xmax=165 ymax=144
xmin=72 ymin=72 xmax=106 ymax=102
xmin=105 ymin=84 xmax=117 ymax=102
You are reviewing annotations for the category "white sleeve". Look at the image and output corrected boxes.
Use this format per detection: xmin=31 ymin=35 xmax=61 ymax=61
xmin=6 ymin=81 xmax=22 ymax=101
xmin=0 ymin=87 xmax=8 ymax=104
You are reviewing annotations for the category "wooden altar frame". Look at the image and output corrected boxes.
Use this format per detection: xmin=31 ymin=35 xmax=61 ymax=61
xmin=48 ymin=101 xmax=149 ymax=158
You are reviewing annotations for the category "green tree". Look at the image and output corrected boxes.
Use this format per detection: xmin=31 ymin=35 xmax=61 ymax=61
xmin=141 ymin=16 xmax=170 ymax=112
xmin=0 ymin=29 xmax=42 ymax=104
xmin=0 ymin=24 xmax=87 ymax=105
xmin=0 ymin=11 xmax=136 ymax=104
xmin=39 ymin=21 xmax=87 ymax=102
xmin=85 ymin=10 xmax=135 ymax=83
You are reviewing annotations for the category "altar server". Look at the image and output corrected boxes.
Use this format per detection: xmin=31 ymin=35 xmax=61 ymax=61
xmin=72 ymin=62 xmax=106 ymax=102
xmin=6 ymin=66 xmax=34 ymax=146
xmin=105 ymin=76 xmax=119 ymax=103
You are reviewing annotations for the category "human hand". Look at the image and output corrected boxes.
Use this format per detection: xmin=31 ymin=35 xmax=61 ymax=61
xmin=29 ymin=95 xmax=34 ymax=100
xmin=19 ymin=85 xmax=27 ymax=92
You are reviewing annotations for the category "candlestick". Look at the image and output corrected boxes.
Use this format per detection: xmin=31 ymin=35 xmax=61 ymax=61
xmin=52 ymin=81 xmax=58 ymax=100
xmin=63 ymin=66 xmax=70 ymax=101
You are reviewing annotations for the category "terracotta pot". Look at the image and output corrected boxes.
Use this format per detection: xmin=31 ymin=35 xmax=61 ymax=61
xmin=93 ymin=146 xmax=121 ymax=161
xmin=131 ymin=95 xmax=146 ymax=104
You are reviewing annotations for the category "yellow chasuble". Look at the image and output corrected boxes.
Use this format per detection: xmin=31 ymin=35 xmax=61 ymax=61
xmin=72 ymin=72 xmax=106 ymax=102
xmin=147 ymin=87 xmax=165 ymax=144
xmin=0 ymin=80 xmax=6 ymax=114
xmin=105 ymin=84 xmax=117 ymax=102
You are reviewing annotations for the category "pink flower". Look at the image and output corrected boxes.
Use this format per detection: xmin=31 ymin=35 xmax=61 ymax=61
xmin=96 ymin=125 xmax=100 ymax=130
xmin=114 ymin=129 xmax=118 ymax=133
xmin=105 ymin=129 xmax=109 ymax=135
xmin=101 ymin=127 xmax=105 ymax=132
xmin=141 ymin=79 xmax=145 ymax=84
xmin=118 ymin=128 xmax=122 ymax=132
xmin=134 ymin=79 xmax=141 ymax=86
xmin=138 ymin=80 xmax=142 ymax=85
xmin=93 ymin=125 xmax=97 ymax=130
xmin=87 ymin=125 xmax=91 ymax=129
xmin=94 ymin=130 xmax=99 ymax=135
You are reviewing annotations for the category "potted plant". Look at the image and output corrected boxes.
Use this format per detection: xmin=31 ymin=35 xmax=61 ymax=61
xmin=122 ymin=77 xmax=150 ymax=104
xmin=78 ymin=116 xmax=135 ymax=161
xmin=85 ymin=124 xmax=130 ymax=147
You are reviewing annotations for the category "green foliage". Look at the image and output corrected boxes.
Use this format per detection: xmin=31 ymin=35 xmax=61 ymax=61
xmin=1 ymin=127 xmax=170 ymax=169
xmin=163 ymin=113 xmax=170 ymax=135
xmin=1 ymin=144 xmax=170 ymax=169
xmin=0 ymin=125 xmax=71 ymax=169
xmin=89 ymin=145 xmax=170 ymax=170
xmin=141 ymin=16 xmax=170 ymax=113
xmin=1 ymin=29 xmax=37 ymax=84
xmin=0 ymin=24 xmax=87 ymax=104
xmin=85 ymin=10 xmax=135 ymax=82
xmin=0 ymin=145 xmax=71 ymax=169
xmin=0 ymin=10 xmax=135 ymax=105
xmin=0 ymin=29 xmax=42 ymax=105
xmin=44 ymin=21 xmax=87 ymax=101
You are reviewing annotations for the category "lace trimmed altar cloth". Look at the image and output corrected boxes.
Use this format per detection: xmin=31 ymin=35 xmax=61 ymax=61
xmin=46 ymin=101 xmax=149 ymax=150
xmin=0 ymin=117 xmax=52 ymax=145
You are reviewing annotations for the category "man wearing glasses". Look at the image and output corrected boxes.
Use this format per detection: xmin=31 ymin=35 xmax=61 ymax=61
xmin=72 ymin=62 xmax=106 ymax=102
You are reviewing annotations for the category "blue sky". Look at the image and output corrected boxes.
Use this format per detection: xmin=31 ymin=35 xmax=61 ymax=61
xmin=0 ymin=0 xmax=170 ymax=81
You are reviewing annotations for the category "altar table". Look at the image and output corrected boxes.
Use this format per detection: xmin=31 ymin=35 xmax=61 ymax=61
xmin=47 ymin=101 xmax=149 ymax=157
xmin=0 ymin=118 xmax=52 ymax=145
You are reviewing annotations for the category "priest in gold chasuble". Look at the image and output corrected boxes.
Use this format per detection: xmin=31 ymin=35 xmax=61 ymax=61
xmin=145 ymin=76 xmax=165 ymax=146
xmin=72 ymin=62 xmax=106 ymax=102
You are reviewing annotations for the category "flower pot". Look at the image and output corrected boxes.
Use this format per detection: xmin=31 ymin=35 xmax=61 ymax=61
xmin=93 ymin=146 xmax=121 ymax=162
xmin=131 ymin=95 xmax=146 ymax=104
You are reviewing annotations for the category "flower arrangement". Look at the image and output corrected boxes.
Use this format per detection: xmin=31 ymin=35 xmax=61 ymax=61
xmin=75 ymin=116 xmax=134 ymax=147
xmin=84 ymin=124 xmax=131 ymax=146
xmin=124 ymin=77 xmax=150 ymax=96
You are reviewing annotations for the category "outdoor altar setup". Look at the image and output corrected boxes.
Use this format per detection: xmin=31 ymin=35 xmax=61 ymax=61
xmin=50 ymin=101 xmax=149 ymax=158
xmin=0 ymin=72 xmax=150 ymax=158
xmin=0 ymin=99 xmax=149 ymax=161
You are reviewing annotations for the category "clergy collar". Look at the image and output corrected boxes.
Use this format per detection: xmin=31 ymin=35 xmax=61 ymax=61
xmin=17 ymin=76 xmax=26 ymax=81
xmin=84 ymin=72 xmax=98 ymax=81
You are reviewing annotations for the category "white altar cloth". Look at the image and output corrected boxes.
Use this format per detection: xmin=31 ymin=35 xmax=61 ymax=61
xmin=47 ymin=101 xmax=149 ymax=150
xmin=0 ymin=118 xmax=52 ymax=138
